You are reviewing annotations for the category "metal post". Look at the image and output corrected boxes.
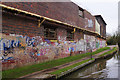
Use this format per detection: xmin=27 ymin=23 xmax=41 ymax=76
xmin=90 ymin=46 xmax=92 ymax=59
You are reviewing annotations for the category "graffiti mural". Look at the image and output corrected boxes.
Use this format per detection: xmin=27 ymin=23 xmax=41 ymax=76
xmin=0 ymin=33 xmax=106 ymax=70
xmin=84 ymin=34 xmax=106 ymax=51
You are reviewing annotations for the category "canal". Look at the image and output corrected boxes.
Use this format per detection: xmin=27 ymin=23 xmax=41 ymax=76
xmin=61 ymin=50 xmax=120 ymax=79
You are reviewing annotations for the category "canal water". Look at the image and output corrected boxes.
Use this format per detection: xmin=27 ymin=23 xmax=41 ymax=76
xmin=61 ymin=50 xmax=120 ymax=80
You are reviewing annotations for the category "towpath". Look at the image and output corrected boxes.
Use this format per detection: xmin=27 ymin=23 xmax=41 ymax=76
xmin=19 ymin=46 xmax=116 ymax=79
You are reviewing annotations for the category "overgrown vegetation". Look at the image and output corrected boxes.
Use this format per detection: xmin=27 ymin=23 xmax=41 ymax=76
xmin=2 ymin=47 xmax=110 ymax=79
xmin=107 ymin=31 xmax=120 ymax=46
xmin=107 ymin=35 xmax=117 ymax=45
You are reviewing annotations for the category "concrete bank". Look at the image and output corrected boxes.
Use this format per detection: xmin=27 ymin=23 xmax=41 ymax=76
xmin=50 ymin=48 xmax=118 ymax=79
xmin=56 ymin=59 xmax=95 ymax=79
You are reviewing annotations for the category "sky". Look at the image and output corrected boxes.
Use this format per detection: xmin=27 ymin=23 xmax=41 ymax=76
xmin=71 ymin=0 xmax=119 ymax=35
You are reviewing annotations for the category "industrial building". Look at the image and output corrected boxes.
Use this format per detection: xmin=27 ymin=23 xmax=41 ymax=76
xmin=0 ymin=2 xmax=107 ymax=70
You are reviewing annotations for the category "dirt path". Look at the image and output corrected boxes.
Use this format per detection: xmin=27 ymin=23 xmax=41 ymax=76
xmin=20 ymin=47 xmax=114 ymax=78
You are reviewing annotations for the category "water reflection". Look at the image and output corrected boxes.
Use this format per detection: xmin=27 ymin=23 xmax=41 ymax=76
xmin=63 ymin=50 xmax=120 ymax=79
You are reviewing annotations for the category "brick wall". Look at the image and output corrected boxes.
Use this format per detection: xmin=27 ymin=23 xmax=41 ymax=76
xmin=84 ymin=10 xmax=95 ymax=32
xmin=2 ymin=2 xmax=95 ymax=32
xmin=1 ymin=2 xmax=106 ymax=70
xmin=2 ymin=11 xmax=84 ymax=42
xmin=2 ymin=11 xmax=44 ymax=37
xmin=74 ymin=30 xmax=84 ymax=42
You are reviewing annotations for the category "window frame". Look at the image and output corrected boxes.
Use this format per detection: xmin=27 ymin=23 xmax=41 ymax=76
xmin=67 ymin=30 xmax=74 ymax=41
xmin=78 ymin=7 xmax=84 ymax=18
xmin=44 ymin=26 xmax=57 ymax=40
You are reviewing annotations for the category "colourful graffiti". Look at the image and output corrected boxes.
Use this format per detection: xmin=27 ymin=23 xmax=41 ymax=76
xmin=0 ymin=33 xmax=106 ymax=70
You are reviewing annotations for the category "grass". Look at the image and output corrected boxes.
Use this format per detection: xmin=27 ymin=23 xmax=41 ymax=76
xmin=2 ymin=47 xmax=110 ymax=79
xmin=50 ymin=58 xmax=94 ymax=75
xmin=91 ymin=47 xmax=110 ymax=55
xmin=99 ymin=47 xmax=117 ymax=57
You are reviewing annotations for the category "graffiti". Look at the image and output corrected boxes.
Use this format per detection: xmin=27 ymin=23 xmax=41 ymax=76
xmin=58 ymin=36 xmax=66 ymax=42
xmin=75 ymin=40 xmax=85 ymax=51
xmin=26 ymin=36 xmax=43 ymax=47
xmin=84 ymin=34 xmax=106 ymax=51
xmin=1 ymin=33 xmax=106 ymax=70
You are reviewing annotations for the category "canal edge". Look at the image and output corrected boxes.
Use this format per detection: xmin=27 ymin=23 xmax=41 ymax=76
xmin=52 ymin=49 xmax=118 ymax=79
xmin=56 ymin=59 xmax=95 ymax=79
xmin=17 ymin=47 xmax=118 ymax=80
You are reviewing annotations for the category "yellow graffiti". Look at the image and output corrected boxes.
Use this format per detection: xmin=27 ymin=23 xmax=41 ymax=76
xmin=70 ymin=41 xmax=74 ymax=42
xmin=50 ymin=40 xmax=57 ymax=42
xmin=20 ymin=43 xmax=26 ymax=47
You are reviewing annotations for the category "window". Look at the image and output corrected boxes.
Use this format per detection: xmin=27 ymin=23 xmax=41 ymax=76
xmin=44 ymin=27 xmax=57 ymax=40
xmin=78 ymin=7 xmax=84 ymax=18
xmin=67 ymin=31 xmax=74 ymax=41
xmin=88 ymin=19 xmax=93 ymax=28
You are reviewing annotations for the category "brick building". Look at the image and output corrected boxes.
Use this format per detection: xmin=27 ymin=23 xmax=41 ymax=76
xmin=95 ymin=15 xmax=107 ymax=38
xmin=0 ymin=2 xmax=106 ymax=70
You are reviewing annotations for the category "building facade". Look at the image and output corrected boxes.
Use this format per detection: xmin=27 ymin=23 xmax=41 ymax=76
xmin=0 ymin=2 xmax=106 ymax=70
xmin=95 ymin=15 xmax=107 ymax=38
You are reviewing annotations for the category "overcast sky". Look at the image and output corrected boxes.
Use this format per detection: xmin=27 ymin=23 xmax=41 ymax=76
xmin=71 ymin=0 xmax=119 ymax=35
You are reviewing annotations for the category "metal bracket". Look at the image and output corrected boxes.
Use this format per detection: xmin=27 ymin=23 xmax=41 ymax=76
xmin=71 ymin=28 xmax=76 ymax=33
xmin=38 ymin=18 xmax=45 ymax=27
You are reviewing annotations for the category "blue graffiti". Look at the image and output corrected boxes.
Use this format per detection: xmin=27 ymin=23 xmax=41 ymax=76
xmin=0 ymin=39 xmax=20 ymax=51
xmin=69 ymin=47 xmax=74 ymax=52
xmin=26 ymin=37 xmax=36 ymax=47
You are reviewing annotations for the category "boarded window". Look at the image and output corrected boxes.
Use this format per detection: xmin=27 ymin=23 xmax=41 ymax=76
xmin=67 ymin=31 xmax=74 ymax=41
xmin=44 ymin=27 xmax=57 ymax=40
